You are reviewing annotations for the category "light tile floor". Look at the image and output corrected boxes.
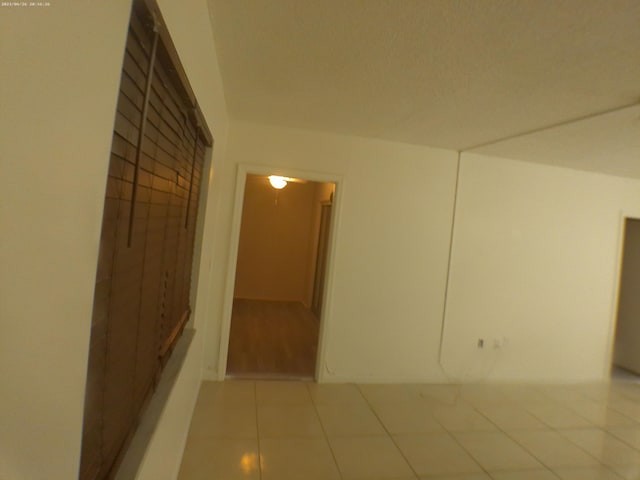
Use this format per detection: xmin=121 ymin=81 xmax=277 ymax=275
xmin=178 ymin=380 xmax=640 ymax=480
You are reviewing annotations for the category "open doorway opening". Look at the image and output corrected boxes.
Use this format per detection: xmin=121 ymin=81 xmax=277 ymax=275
xmin=225 ymin=173 xmax=335 ymax=380
xmin=612 ymin=217 xmax=640 ymax=382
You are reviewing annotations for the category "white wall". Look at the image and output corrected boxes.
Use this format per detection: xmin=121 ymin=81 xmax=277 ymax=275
xmin=442 ymin=153 xmax=640 ymax=382
xmin=0 ymin=3 xmax=131 ymax=478
xmin=614 ymin=219 xmax=640 ymax=374
xmin=205 ymin=125 xmax=640 ymax=385
xmin=0 ymin=0 xmax=229 ymax=478
xmin=205 ymin=122 xmax=459 ymax=382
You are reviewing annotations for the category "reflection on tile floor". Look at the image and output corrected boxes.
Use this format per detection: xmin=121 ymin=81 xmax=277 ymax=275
xmin=178 ymin=380 xmax=640 ymax=479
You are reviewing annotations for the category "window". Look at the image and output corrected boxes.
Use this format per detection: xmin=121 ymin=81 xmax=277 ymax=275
xmin=80 ymin=1 xmax=212 ymax=478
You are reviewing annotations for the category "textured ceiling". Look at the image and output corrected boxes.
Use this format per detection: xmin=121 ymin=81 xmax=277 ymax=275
xmin=474 ymin=104 xmax=640 ymax=178
xmin=208 ymin=0 xmax=640 ymax=175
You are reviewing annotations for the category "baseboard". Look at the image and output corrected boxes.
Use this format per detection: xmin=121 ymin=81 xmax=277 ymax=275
xmin=233 ymin=296 xmax=307 ymax=305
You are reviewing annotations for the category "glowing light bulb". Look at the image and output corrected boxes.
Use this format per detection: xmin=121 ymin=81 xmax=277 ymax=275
xmin=239 ymin=453 xmax=262 ymax=474
xmin=268 ymin=175 xmax=287 ymax=189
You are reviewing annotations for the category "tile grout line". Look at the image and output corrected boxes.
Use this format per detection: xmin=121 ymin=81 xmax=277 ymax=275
xmin=354 ymin=383 xmax=424 ymax=480
xmin=254 ymin=381 xmax=263 ymax=480
xmin=228 ymin=379 xmax=638 ymax=480
xmin=506 ymin=393 xmax=610 ymax=473
xmin=426 ymin=388 xmax=588 ymax=478
xmin=472 ymin=396 xmax=593 ymax=478
xmin=306 ymin=382 xmax=345 ymax=480
xmin=432 ymin=399 xmax=498 ymax=479
xmin=471 ymin=401 xmax=613 ymax=479
xmin=550 ymin=425 xmax=633 ymax=478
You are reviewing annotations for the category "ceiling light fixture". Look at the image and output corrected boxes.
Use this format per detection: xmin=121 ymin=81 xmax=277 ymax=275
xmin=268 ymin=175 xmax=287 ymax=189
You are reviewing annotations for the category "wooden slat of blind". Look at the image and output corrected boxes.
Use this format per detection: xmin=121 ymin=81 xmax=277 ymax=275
xmin=81 ymin=19 xmax=152 ymax=479
xmin=149 ymin=88 xmax=185 ymax=152
xmin=126 ymin=30 xmax=150 ymax=75
xmin=122 ymin=52 xmax=147 ymax=93
xmin=80 ymin=197 xmax=119 ymax=479
xmin=150 ymin=80 xmax=184 ymax=139
xmin=109 ymin=42 xmax=150 ymax=450
xmin=161 ymin=135 xmax=205 ymax=360
xmin=131 ymin=128 xmax=165 ymax=413
xmin=136 ymin=0 xmax=212 ymax=146
xmin=147 ymin=48 xmax=189 ymax=354
xmin=119 ymin=73 xmax=145 ymax=112
xmin=117 ymin=93 xmax=143 ymax=128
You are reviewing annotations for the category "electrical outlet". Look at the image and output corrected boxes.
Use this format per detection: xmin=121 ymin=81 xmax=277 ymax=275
xmin=477 ymin=338 xmax=484 ymax=348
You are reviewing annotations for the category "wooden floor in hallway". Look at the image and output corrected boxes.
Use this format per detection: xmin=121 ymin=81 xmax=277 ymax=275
xmin=226 ymin=299 xmax=319 ymax=379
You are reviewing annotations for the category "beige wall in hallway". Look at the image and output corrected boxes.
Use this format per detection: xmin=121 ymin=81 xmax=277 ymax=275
xmin=234 ymin=175 xmax=317 ymax=304
xmin=614 ymin=219 xmax=640 ymax=374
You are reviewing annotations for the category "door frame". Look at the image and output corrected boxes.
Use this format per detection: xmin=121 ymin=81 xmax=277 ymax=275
xmin=216 ymin=163 xmax=343 ymax=382
xmin=311 ymin=201 xmax=332 ymax=317
xmin=605 ymin=211 xmax=640 ymax=378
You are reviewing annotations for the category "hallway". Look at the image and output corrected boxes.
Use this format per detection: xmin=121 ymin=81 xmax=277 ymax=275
xmin=178 ymin=379 xmax=640 ymax=480
xmin=226 ymin=299 xmax=320 ymax=379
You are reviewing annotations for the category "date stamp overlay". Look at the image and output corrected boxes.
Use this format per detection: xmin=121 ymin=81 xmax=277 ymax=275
xmin=1 ymin=2 xmax=52 ymax=7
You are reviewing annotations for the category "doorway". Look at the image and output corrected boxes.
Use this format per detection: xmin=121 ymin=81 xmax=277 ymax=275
xmin=225 ymin=173 xmax=335 ymax=380
xmin=612 ymin=217 xmax=640 ymax=380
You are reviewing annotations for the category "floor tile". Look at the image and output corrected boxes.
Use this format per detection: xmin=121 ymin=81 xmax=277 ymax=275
xmin=610 ymin=463 xmax=640 ymax=480
xmin=607 ymin=426 xmax=640 ymax=450
xmin=525 ymin=403 xmax=592 ymax=428
xmin=196 ymin=380 xmax=255 ymax=406
xmin=260 ymin=437 xmax=340 ymax=480
xmin=432 ymin=405 xmax=498 ymax=432
xmin=568 ymin=401 xmax=636 ymax=427
xmin=316 ymin=403 xmax=386 ymax=436
xmin=496 ymin=385 xmax=551 ymax=405
xmin=477 ymin=405 xmax=548 ymax=431
xmin=329 ymin=436 xmax=415 ymax=479
xmin=255 ymin=380 xmax=312 ymax=405
xmin=608 ymin=399 xmax=640 ymax=423
xmin=179 ymin=380 xmax=640 ymax=480
xmin=457 ymin=384 xmax=511 ymax=407
xmin=178 ymin=437 xmax=260 ymax=480
xmin=372 ymin=401 xmax=445 ymax=434
xmin=257 ymin=404 xmax=324 ymax=437
xmin=510 ymin=430 xmax=600 ymax=467
xmin=393 ymin=433 xmax=483 ymax=476
xmin=488 ymin=470 xmax=558 ymax=480
xmin=358 ymin=384 xmax=424 ymax=405
xmin=560 ymin=428 xmax=640 ymax=466
xmin=454 ymin=431 xmax=542 ymax=471
xmin=552 ymin=466 xmax=624 ymax=479
xmin=418 ymin=384 xmax=464 ymax=406
xmin=187 ymin=403 xmax=257 ymax=439
xmin=308 ymin=383 xmax=367 ymax=405
xmin=420 ymin=475 xmax=490 ymax=480
xmin=538 ymin=386 xmax=590 ymax=406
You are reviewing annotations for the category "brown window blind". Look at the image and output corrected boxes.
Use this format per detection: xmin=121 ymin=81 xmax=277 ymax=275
xmin=80 ymin=1 xmax=212 ymax=478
